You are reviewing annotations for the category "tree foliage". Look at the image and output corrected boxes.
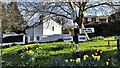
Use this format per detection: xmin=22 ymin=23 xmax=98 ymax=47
xmin=1 ymin=2 xmax=26 ymax=33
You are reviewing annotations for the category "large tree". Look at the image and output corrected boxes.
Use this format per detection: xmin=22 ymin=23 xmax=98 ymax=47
xmin=1 ymin=2 xmax=26 ymax=33
xmin=18 ymin=1 xmax=120 ymax=52
xmin=19 ymin=1 xmax=120 ymax=38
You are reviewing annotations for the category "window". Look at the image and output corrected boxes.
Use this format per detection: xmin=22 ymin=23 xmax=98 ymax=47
xmin=52 ymin=26 xmax=54 ymax=31
xmin=36 ymin=36 xmax=39 ymax=40
xmin=99 ymin=19 xmax=106 ymax=23
xmin=87 ymin=18 xmax=92 ymax=22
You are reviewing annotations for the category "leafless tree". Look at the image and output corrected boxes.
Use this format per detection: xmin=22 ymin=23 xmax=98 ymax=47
xmin=18 ymin=1 xmax=120 ymax=39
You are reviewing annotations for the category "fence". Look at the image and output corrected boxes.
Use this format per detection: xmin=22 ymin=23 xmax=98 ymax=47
xmin=2 ymin=33 xmax=26 ymax=46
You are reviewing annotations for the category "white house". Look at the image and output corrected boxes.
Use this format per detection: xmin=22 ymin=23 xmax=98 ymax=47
xmin=25 ymin=19 xmax=63 ymax=43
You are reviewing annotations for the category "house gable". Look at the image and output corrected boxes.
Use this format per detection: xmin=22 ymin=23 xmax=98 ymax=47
xmin=43 ymin=19 xmax=62 ymax=35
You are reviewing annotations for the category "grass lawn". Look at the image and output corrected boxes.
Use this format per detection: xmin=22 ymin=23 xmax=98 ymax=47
xmin=2 ymin=36 xmax=120 ymax=67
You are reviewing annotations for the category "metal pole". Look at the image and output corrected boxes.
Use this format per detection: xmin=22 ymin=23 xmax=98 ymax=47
xmin=117 ymin=39 xmax=120 ymax=51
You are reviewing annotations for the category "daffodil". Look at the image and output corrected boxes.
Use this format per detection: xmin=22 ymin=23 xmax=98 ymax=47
xmin=26 ymin=50 xmax=34 ymax=55
xmin=100 ymin=51 xmax=103 ymax=53
xmin=65 ymin=59 xmax=68 ymax=63
xmin=93 ymin=55 xmax=100 ymax=61
xmin=85 ymin=55 xmax=88 ymax=58
xmin=83 ymin=56 xmax=87 ymax=60
xmin=92 ymin=54 xmax=94 ymax=57
xmin=70 ymin=59 xmax=73 ymax=62
xmin=96 ymin=56 xmax=100 ymax=61
xmin=72 ymin=59 xmax=74 ymax=62
xmin=105 ymin=61 xmax=109 ymax=65
xmin=26 ymin=51 xmax=28 ymax=53
xmin=108 ymin=59 xmax=110 ymax=61
xmin=93 ymin=56 xmax=97 ymax=60
xmin=95 ymin=53 xmax=98 ymax=56
xmin=83 ymin=55 xmax=89 ymax=60
xmin=76 ymin=59 xmax=79 ymax=63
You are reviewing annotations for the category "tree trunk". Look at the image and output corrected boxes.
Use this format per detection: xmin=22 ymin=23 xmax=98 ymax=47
xmin=74 ymin=5 xmax=90 ymax=40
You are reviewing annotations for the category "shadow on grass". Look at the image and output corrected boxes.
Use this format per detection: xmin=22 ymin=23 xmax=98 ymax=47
xmin=2 ymin=46 xmax=120 ymax=67
xmin=89 ymin=45 xmax=117 ymax=47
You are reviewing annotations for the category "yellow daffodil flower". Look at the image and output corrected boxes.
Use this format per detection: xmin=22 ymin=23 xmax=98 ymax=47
xmin=76 ymin=59 xmax=79 ymax=63
xmin=95 ymin=53 xmax=98 ymax=55
xmin=92 ymin=54 xmax=94 ymax=58
xmin=96 ymin=56 xmax=100 ymax=61
xmin=100 ymin=51 xmax=103 ymax=53
xmin=65 ymin=59 xmax=68 ymax=63
xmin=85 ymin=55 xmax=88 ymax=58
xmin=106 ymin=61 xmax=109 ymax=65
xmin=72 ymin=59 xmax=74 ymax=62
xmin=70 ymin=59 xmax=73 ymax=62
xmin=83 ymin=55 xmax=89 ymax=60
xmin=93 ymin=56 xmax=97 ymax=60
xmin=83 ymin=56 xmax=87 ymax=60
xmin=26 ymin=51 xmax=28 ymax=53
xmin=93 ymin=55 xmax=100 ymax=61
xmin=26 ymin=50 xmax=34 ymax=55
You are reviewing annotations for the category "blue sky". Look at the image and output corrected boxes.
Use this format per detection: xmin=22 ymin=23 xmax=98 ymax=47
xmin=17 ymin=2 xmax=118 ymax=26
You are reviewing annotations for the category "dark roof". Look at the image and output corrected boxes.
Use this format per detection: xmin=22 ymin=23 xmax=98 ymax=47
xmin=25 ymin=19 xmax=63 ymax=29
xmin=25 ymin=22 xmax=41 ymax=29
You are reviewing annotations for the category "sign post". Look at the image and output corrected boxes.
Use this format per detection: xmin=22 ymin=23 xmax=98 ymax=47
xmin=63 ymin=36 xmax=73 ymax=42
xmin=79 ymin=28 xmax=94 ymax=34
xmin=63 ymin=27 xmax=95 ymax=62
xmin=78 ymin=36 xmax=87 ymax=42
xmin=114 ymin=36 xmax=120 ymax=51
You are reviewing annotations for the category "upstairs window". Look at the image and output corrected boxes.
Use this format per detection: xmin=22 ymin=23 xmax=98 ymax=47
xmin=87 ymin=18 xmax=92 ymax=22
xmin=52 ymin=26 xmax=54 ymax=31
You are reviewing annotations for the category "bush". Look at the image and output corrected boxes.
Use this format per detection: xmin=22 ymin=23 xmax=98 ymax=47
xmin=90 ymin=36 xmax=104 ymax=41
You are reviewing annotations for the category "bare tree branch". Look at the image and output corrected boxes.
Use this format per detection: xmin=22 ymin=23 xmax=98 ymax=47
xmin=85 ymin=2 xmax=111 ymax=11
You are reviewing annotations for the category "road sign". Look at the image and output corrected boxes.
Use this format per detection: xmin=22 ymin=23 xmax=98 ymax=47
xmin=114 ymin=36 xmax=120 ymax=40
xmin=79 ymin=28 xmax=94 ymax=34
xmin=78 ymin=36 xmax=87 ymax=42
xmin=63 ymin=37 xmax=73 ymax=42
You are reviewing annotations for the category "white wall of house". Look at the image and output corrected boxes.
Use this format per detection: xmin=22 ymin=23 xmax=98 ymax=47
xmin=96 ymin=16 xmax=108 ymax=23
xmin=34 ymin=25 xmax=43 ymax=42
xmin=43 ymin=19 xmax=62 ymax=35
xmin=26 ymin=19 xmax=62 ymax=43
xmin=26 ymin=25 xmax=43 ymax=43
xmin=26 ymin=27 xmax=34 ymax=43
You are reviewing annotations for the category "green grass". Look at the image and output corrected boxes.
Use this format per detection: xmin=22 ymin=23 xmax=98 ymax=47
xmin=2 ymin=36 xmax=120 ymax=66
